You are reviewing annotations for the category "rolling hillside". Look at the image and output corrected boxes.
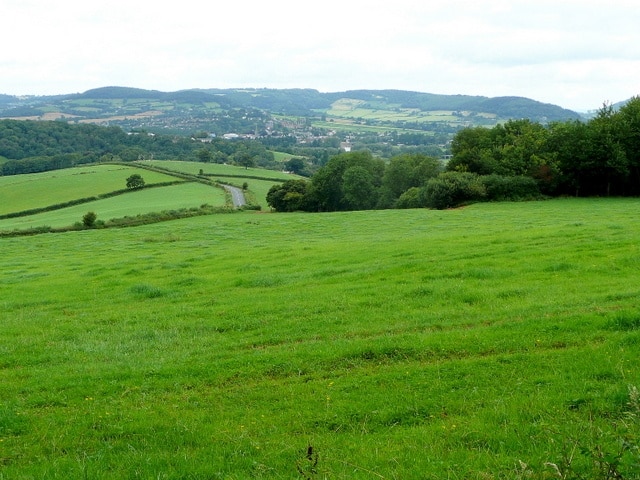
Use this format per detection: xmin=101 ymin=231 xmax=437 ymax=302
xmin=0 ymin=161 xmax=295 ymax=234
xmin=0 ymin=86 xmax=582 ymax=135
xmin=1 ymin=199 xmax=639 ymax=478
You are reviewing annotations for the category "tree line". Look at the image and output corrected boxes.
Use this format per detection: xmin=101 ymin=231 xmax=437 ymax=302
xmin=0 ymin=120 xmax=276 ymax=176
xmin=267 ymin=97 xmax=640 ymax=211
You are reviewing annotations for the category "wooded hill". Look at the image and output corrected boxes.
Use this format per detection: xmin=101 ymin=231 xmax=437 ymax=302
xmin=0 ymin=86 xmax=581 ymax=136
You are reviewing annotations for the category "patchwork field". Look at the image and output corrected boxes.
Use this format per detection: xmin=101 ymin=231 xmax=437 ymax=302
xmin=0 ymin=164 xmax=184 ymax=216
xmin=0 ymin=182 xmax=227 ymax=230
xmin=0 ymin=161 xmax=296 ymax=233
xmin=1 ymin=198 xmax=639 ymax=478
xmin=141 ymin=160 xmax=298 ymax=181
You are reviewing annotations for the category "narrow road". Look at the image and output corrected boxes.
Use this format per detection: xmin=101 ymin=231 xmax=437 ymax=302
xmin=222 ymin=184 xmax=246 ymax=208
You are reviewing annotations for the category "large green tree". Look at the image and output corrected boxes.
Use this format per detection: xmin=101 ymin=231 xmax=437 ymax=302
xmin=266 ymin=179 xmax=310 ymax=212
xmin=587 ymin=103 xmax=629 ymax=196
xmin=615 ymin=96 xmax=640 ymax=194
xmin=448 ymin=126 xmax=495 ymax=174
xmin=308 ymin=151 xmax=384 ymax=211
xmin=342 ymin=166 xmax=378 ymax=210
xmin=382 ymin=153 xmax=442 ymax=202
xmin=126 ymin=173 xmax=145 ymax=189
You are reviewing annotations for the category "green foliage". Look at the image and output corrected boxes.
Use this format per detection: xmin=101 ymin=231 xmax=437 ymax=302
xmin=0 ymin=119 xmax=277 ymax=176
xmin=395 ymin=186 xmax=422 ymax=209
xmin=82 ymin=211 xmax=97 ymax=227
xmin=266 ymin=179 xmax=310 ymax=212
xmin=125 ymin=173 xmax=145 ymax=189
xmin=285 ymin=157 xmax=306 ymax=175
xmin=195 ymin=148 xmax=213 ymax=163
xmin=448 ymin=97 xmax=640 ymax=197
xmin=382 ymin=153 xmax=442 ymax=200
xmin=309 ymin=151 xmax=384 ymax=211
xmin=480 ymin=174 xmax=541 ymax=201
xmin=423 ymin=171 xmax=486 ymax=209
xmin=342 ymin=165 xmax=377 ymax=210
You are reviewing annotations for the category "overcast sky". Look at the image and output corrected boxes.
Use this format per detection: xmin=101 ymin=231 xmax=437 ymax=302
xmin=2 ymin=0 xmax=638 ymax=111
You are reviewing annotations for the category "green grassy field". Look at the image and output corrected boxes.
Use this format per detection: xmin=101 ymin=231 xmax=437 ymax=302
xmin=0 ymin=161 xmax=291 ymax=233
xmin=1 ymin=198 xmax=639 ymax=478
xmin=0 ymin=183 xmax=226 ymax=230
xmin=0 ymin=165 xmax=184 ymax=216
xmin=141 ymin=160 xmax=297 ymax=181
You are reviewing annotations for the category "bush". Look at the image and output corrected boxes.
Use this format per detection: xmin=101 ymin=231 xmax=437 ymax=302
xmin=423 ymin=172 xmax=486 ymax=209
xmin=396 ymin=187 xmax=423 ymax=209
xmin=82 ymin=211 xmax=97 ymax=227
xmin=480 ymin=175 xmax=541 ymax=201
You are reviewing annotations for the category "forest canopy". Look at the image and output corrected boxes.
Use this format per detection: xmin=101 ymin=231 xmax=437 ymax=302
xmin=267 ymin=98 xmax=640 ymax=211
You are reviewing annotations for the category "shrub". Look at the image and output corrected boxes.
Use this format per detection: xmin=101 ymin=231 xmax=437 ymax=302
xmin=396 ymin=187 xmax=423 ymax=209
xmin=423 ymin=172 xmax=486 ymax=209
xmin=481 ymin=175 xmax=541 ymax=201
xmin=82 ymin=211 xmax=97 ymax=227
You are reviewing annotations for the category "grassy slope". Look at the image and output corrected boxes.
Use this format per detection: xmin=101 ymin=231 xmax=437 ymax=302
xmin=0 ymin=183 xmax=226 ymax=230
xmin=0 ymin=164 xmax=185 ymax=215
xmin=140 ymin=159 xmax=298 ymax=205
xmin=1 ymin=199 xmax=639 ymax=478
xmin=141 ymin=160 xmax=298 ymax=181
xmin=0 ymin=161 xmax=293 ymax=232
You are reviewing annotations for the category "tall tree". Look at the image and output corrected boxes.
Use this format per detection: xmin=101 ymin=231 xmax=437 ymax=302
xmin=383 ymin=153 xmax=442 ymax=199
xmin=309 ymin=151 xmax=384 ymax=211
xmin=342 ymin=166 xmax=377 ymax=210
xmin=588 ymin=103 xmax=628 ymax=196
xmin=447 ymin=127 xmax=495 ymax=174
xmin=617 ymin=96 xmax=640 ymax=194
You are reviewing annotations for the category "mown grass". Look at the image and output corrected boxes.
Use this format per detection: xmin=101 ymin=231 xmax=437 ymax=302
xmin=0 ymin=164 xmax=184 ymax=216
xmin=0 ymin=182 xmax=226 ymax=230
xmin=1 ymin=198 xmax=639 ymax=478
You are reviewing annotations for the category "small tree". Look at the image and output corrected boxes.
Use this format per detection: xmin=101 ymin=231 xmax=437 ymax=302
xmin=126 ymin=174 xmax=145 ymax=189
xmin=82 ymin=211 xmax=97 ymax=228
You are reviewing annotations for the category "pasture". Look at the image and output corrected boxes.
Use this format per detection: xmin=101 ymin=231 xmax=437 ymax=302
xmin=0 ymin=164 xmax=183 ymax=216
xmin=0 ymin=182 xmax=227 ymax=231
xmin=326 ymin=99 xmax=472 ymax=126
xmin=141 ymin=160 xmax=297 ymax=181
xmin=0 ymin=161 xmax=290 ymax=233
xmin=0 ymin=198 xmax=639 ymax=478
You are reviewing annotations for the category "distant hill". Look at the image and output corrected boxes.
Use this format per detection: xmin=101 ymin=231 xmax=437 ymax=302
xmin=0 ymin=86 xmax=581 ymax=120
xmin=0 ymin=87 xmax=589 ymax=157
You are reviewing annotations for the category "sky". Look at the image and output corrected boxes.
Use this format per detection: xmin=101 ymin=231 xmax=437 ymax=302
xmin=1 ymin=0 xmax=638 ymax=112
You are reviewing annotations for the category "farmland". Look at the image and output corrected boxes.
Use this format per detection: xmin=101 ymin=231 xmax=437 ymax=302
xmin=1 ymin=197 xmax=639 ymax=478
xmin=0 ymin=162 xmax=295 ymax=233
xmin=0 ymin=164 xmax=183 ymax=216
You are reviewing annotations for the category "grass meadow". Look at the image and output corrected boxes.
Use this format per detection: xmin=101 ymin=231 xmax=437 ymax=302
xmin=0 ymin=165 xmax=184 ymax=216
xmin=0 ymin=183 xmax=227 ymax=231
xmin=0 ymin=160 xmax=288 ymax=233
xmin=141 ymin=161 xmax=297 ymax=181
xmin=1 ymin=198 xmax=640 ymax=478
